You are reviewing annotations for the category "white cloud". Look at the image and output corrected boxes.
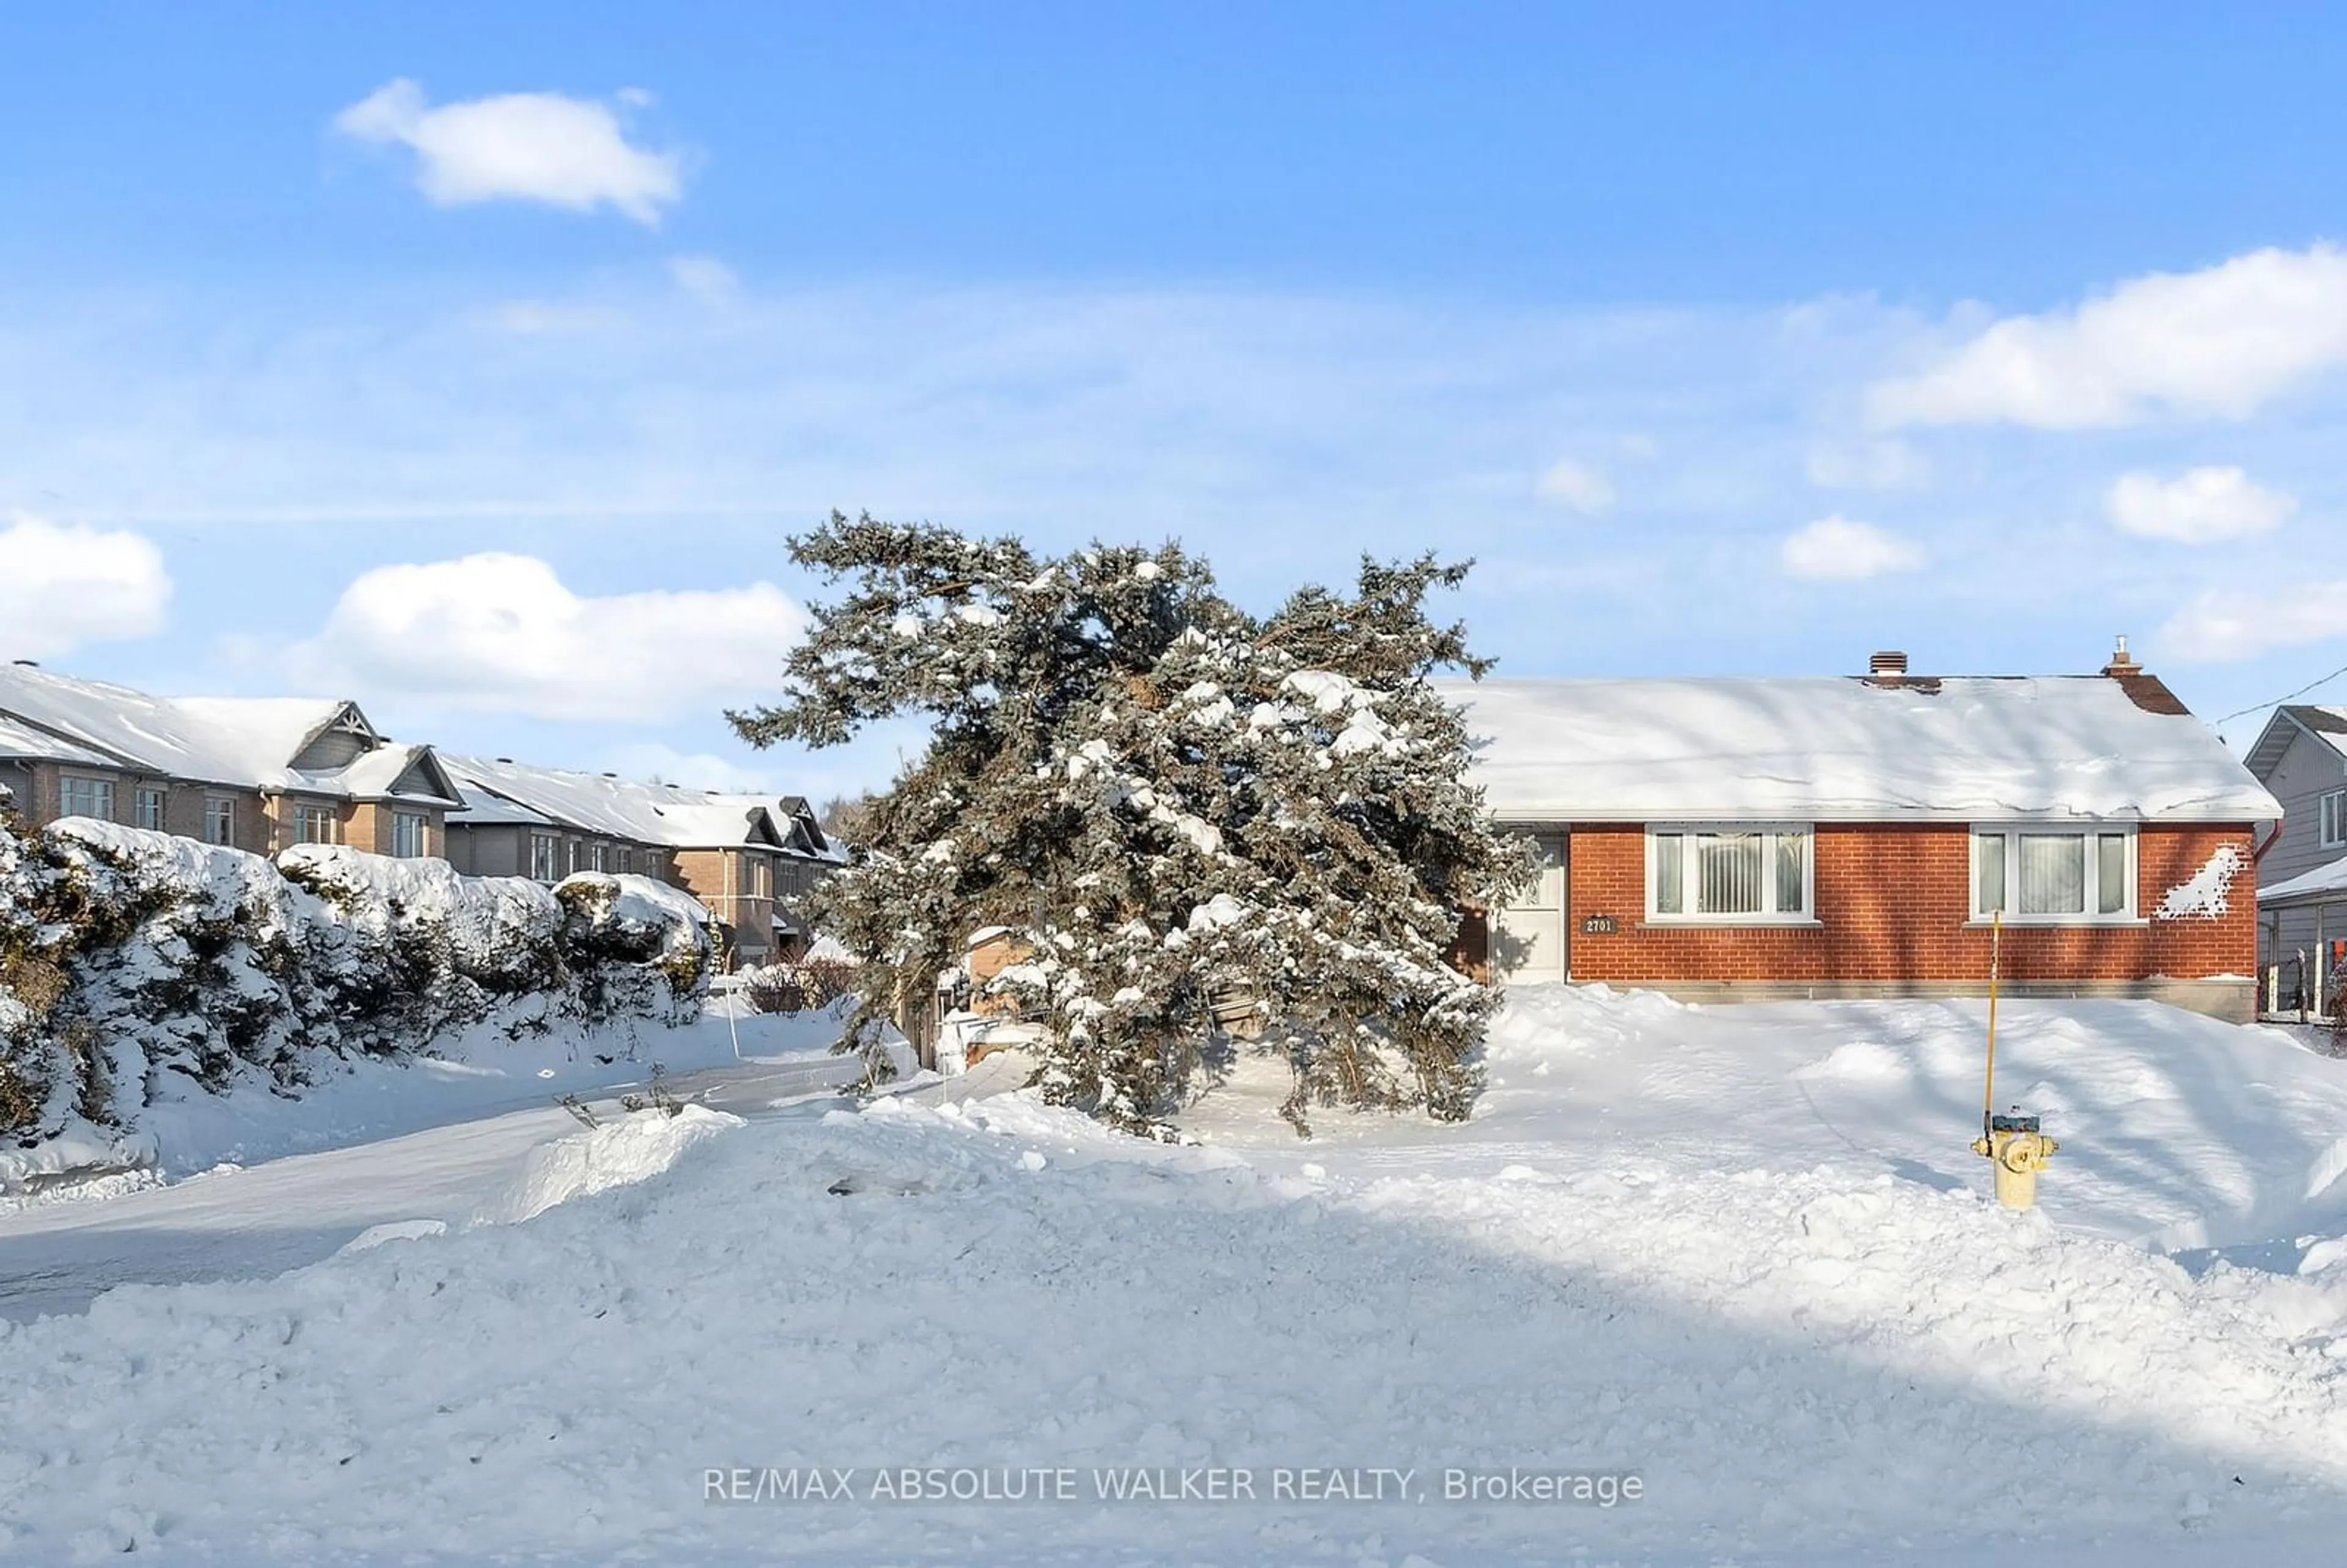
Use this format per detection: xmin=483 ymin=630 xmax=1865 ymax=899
xmin=1534 ymin=458 xmax=1614 ymax=514
xmin=0 ymin=514 xmax=172 ymax=658
xmin=1867 ymin=243 xmax=2347 ymax=428
xmin=667 ymin=254 xmax=740 ymax=306
xmin=1779 ymin=516 xmax=1924 ymax=581
xmin=333 ymin=78 xmax=683 ymax=225
xmin=599 ymin=741 xmax=777 ymax=793
xmin=1804 ymin=436 xmax=1931 ymax=492
xmin=485 ymin=299 xmax=626 ymax=335
xmin=2159 ymin=581 xmax=2347 ymax=661
xmin=2105 ymin=466 xmax=2297 ymax=543
xmin=290 ymin=553 xmax=804 ymax=721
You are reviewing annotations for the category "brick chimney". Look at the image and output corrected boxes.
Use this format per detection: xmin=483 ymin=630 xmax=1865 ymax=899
xmin=2099 ymin=634 xmax=2189 ymax=714
xmin=1863 ymin=649 xmax=1915 ymax=688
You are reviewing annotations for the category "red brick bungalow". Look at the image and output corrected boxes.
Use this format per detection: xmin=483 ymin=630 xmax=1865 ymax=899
xmin=1449 ymin=644 xmax=2280 ymax=1022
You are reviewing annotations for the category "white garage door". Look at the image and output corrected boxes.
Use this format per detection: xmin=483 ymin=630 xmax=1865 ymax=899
xmin=1494 ymin=833 xmax=1568 ymax=984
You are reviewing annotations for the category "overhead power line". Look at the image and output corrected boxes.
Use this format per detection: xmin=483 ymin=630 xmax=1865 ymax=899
xmin=2215 ymin=660 xmax=2347 ymax=725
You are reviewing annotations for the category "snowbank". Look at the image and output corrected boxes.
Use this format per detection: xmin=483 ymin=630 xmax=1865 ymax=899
xmin=1191 ymin=984 xmax=2347 ymax=1256
xmin=479 ymin=1103 xmax=745 ymax=1225
xmin=1 ymin=818 xmax=713 ymax=1184
xmin=1 ymin=1042 xmax=2345 ymax=1564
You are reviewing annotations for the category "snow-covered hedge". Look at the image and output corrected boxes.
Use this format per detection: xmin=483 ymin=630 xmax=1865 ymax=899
xmin=0 ymin=813 xmax=712 ymax=1163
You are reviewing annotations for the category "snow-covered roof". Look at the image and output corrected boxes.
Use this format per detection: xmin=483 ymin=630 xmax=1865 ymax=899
xmin=316 ymin=743 xmax=463 ymax=807
xmin=1444 ymin=676 xmax=2280 ymax=824
xmin=0 ymin=711 xmax=114 ymax=768
xmin=2258 ymin=854 xmax=2347 ymax=906
xmin=169 ymin=697 xmax=359 ymax=774
xmin=449 ymin=780 xmax=554 ymax=827
xmin=0 ymin=664 xmax=452 ymax=803
xmin=444 ymin=757 xmax=787 ymax=850
xmin=701 ymin=793 xmax=850 ymax=862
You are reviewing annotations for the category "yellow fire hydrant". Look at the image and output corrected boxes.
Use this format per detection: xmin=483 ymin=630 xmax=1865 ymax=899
xmin=1971 ymin=1113 xmax=2059 ymax=1209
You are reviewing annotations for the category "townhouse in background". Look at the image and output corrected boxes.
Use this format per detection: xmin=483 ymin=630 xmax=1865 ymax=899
xmin=1452 ymin=643 xmax=2280 ymax=1022
xmin=0 ymin=661 xmax=845 ymax=967
xmin=439 ymin=757 xmax=846 ymax=966
xmin=0 ymin=660 xmax=460 ymax=859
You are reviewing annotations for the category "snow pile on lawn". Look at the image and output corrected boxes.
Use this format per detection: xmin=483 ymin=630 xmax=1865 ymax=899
xmin=0 ymin=818 xmax=712 ymax=1184
xmin=480 ymin=1103 xmax=746 ymax=1224
xmin=0 ymin=987 xmax=2338 ymax=1559
xmin=1196 ymin=985 xmax=2347 ymax=1259
xmin=3 ymin=1017 xmax=2347 ymax=1566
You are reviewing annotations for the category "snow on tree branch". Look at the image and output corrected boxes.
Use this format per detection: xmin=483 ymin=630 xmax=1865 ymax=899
xmin=730 ymin=514 xmax=1535 ymax=1135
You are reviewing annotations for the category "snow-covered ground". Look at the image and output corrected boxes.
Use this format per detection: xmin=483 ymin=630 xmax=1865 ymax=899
xmin=2 ymin=988 xmax=2346 ymax=1565
xmin=0 ymin=1005 xmax=865 ymax=1319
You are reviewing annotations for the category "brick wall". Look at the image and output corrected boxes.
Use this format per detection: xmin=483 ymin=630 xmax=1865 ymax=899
xmin=13 ymin=765 xmax=271 ymax=856
xmin=1559 ymin=822 xmax=2256 ymax=985
xmin=345 ymin=801 xmax=444 ymax=859
xmin=675 ymin=848 xmax=776 ymax=959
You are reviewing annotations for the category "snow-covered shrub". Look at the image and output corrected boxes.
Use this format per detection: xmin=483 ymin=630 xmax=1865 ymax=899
xmin=0 ymin=801 xmax=70 ymax=1138
xmin=737 ymin=956 xmax=859 ymax=1015
xmin=0 ymin=817 xmax=713 ymax=1158
xmin=279 ymin=844 xmax=569 ymax=1049
xmin=553 ymin=873 xmax=713 ymax=1028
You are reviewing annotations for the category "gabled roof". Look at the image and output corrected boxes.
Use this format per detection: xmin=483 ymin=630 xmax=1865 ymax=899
xmin=0 ymin=664 xmax=459 ymax=805
xmin=2244 ymin=705 xmax=2347 ymax=782
xmin=1446 ymin=675 xmax=2279 ymax=824
xmin=703 ymin=793 xmax=852 ymax=862
xmin=444 ymin=757 xmax=788 ymax=851
xmin=169 ymin=698 xmax=373 ymax=775
xmin=317 ymin=743 xmax=465 ymax=808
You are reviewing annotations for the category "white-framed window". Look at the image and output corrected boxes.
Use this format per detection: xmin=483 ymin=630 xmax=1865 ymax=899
xmin=295 ymin=804 xmax=339 ymax=845
xmin=204 ymin=796 xmax=235 ymax=846
xmin=60 ymin=774 xmax=115 ymax=821
xmin=391 ymin=811 xmax=426 ymax=859
xmin=530 ymin=833 xmax=560 ymax=882
xmin=1972 ymin=824 xmax=2136 ymax=922
xmin=133 ymin=785 xmax=166 ymax=832
xmin=590 ymin=842 xmax=611 ymax=873
xmin=2322 ymin=788 xmax=2347 ymax=851
xmin=1647 ymin=824 xmax=1813 ymax=922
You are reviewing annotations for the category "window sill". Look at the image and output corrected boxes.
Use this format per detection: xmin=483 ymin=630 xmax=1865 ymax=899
xmin=1639 ymin=917 xmax=1826 ymax=930
xmin=1963 ymin=916 xmax=2147 ymax=929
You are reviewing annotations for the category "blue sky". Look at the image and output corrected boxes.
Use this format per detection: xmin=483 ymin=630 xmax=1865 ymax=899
xmin=5 ymin=2 xmax=2346 ymax=796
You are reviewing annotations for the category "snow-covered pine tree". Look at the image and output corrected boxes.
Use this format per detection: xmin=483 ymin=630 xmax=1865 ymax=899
xmin=730 ymin=513 xmax=1535 ymax=1135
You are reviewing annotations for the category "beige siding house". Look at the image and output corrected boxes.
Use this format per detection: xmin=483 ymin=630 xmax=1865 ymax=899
xmin=0 ymin=662 xmax=462 ymax=857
